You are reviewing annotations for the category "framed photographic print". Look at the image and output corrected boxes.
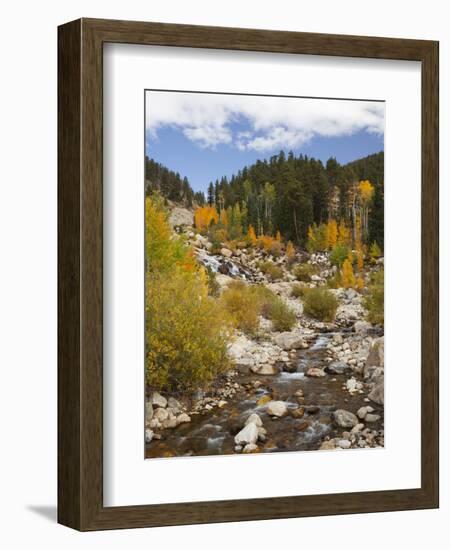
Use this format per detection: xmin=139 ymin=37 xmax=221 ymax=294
xmin=58 ymin=18 xmax=439 ymax=530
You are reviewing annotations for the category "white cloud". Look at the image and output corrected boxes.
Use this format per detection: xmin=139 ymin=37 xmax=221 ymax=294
xmin=145 ymin=91 xmax=384 ymax=151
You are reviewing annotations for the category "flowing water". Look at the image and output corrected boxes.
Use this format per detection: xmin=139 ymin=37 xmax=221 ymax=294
xmin=145 ymin=334 xmax=382 ymax=458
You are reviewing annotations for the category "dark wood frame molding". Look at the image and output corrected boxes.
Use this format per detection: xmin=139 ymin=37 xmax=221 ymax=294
xmin=58 ymin=18 xmax=439 ymax=531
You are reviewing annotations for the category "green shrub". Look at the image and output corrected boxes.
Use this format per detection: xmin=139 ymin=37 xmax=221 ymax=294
xmin=291 ymin=283 xmax=309 ymax=299
xmin=364 ymin=269 xmax=384 ymax=325
xmin=145 ymin=195 xmax=231 ymax=391
xmin=326 ymin=272 xmax=342 ymax=289
xmin=258 ymin=261 xmax=284 ymax=281
xmin=330 ymin=244 xmax=349 ymax=267
xmin=264 ymin=298 xmax=296 ymax=331
xmin=219 ymin=281 xmax=260 ymax=335
xmin=205 ymin=266 xmax=220 ymax=297
xmin=303 ymin=288 xmax=338 ymax=322
xmin=146 ymin=271 xmax=231 ymax=391
xmin=220 ymin=282 xmax=296 ymax=335
xmin=292 ymin=263 xmax=317 ymax=282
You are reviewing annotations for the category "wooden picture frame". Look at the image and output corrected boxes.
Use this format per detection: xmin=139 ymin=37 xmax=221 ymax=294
xmin=58 ymin=18 xmax=439 ymax=531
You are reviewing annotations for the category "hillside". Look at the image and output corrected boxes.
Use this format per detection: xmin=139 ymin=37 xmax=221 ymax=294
xmin=147 ymin=151 xmax=384 ymax=248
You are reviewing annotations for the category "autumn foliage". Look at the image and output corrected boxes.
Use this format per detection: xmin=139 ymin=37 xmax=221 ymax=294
xmin=194 ymin=205 xmax=219 ymax=232
xmin=146 ymin=195 xmax=231 ymax=391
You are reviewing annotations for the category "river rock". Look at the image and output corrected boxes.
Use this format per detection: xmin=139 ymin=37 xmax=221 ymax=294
xmin=168 ymin=397 xmax=182 ymax=411
xmin=333 ymin=409 xmax=359 ymax=428
xmin=337 ymin=439 xmax=351 ymax=449
xmin=291 ymin=407 xmax=305 ymax=419
xmin=368 ymin=377 xmax=384 ymax=405
xmin=146 ymin=402 xmax=154 ymax=424
xmin=220 ymin=247 xmax=233 ymax=258
xmin=252 ymin=363 xmax=278 ymax=375
xmin=306 ymin=367 xmax=326 ymax=378
xmin=176 ymin=413 xmax=191 ymax=424
xmin=245 ymin=413 xmax=263 ymax=428
xmin=325 ymin=361 xmax=348 ymax=375
xmin=273 ymin=332 xmax=305 ymax=351
xmin=364 ymin=337 xmax=384 ymax=379
xmin=267 ymin=400 xmax=288 ymax=417
xmin=234 ymin=422 xmax=259 ymax=445
xmin=243 ymin=443 xmax=259 ymax=453
xmin=153 ymin=407 xmax=169 ymax=422
xmin=365 ymin=413 xmax=381 ymax=423
xmin=151 ymin=392 xmax=167 ymax=408
xmin=145 ymin=429 xmax=154 ymax=444
xmin=357 ymin=406 xmax=374 ymax=419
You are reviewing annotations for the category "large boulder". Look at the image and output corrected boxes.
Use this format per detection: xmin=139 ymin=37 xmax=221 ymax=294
xmin=151 ymin=392 xmax=167 ymax=408
xmin=368 ymin=377 xmax=384 ymax=405
xmin=273 ymin=332 xmax=304 ymax=351
xmin=220 ymin=247 xmax=233 ymax=258
xmin=245 ymin=413 xmax=263 ymax=428
xmin=252 ymin=363 xmax=278 ymax=375
xmin=332 ymin=409 xmax=359 ymax=428
xmin=234 ymin=422 xmax=259 ymax=445
xmin=267 ymin=401 xmax=288 ymax=417
xmin=325 ymin=361 xmax=349 ymax=375
xmin=364 ymin=337 xmax=385 ymax=380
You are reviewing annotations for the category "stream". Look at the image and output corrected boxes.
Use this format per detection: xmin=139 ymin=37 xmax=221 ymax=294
xmin=145 ymin=334 xmax=382 ymax=458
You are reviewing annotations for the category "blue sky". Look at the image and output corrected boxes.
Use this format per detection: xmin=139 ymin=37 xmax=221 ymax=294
xmin=145 ymin=91 xmax=384 ymax=194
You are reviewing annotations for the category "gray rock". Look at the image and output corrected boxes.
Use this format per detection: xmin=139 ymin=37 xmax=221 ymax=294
xmin=325 ymin=361 xmax=348 ymax=375
xmin=273 ymin=332 xmax=305 ymax=351
xmin=365 ymin=413 xmax=381 ymax=423
xmin=333 ymin=409 xmax=359 ymax=428
xmin=252 ymin=363 xmax=278 ymax=375
xmin=305 ymin=367 xmax=326 ymax=378
xmin=145 ymin=429 xmax=154 ymax=444
xmin=368 ymin=377 xmax=384 ymax=405
xmin=152 ymin=392 xmax=167 ymax=408
xmin=168 ymin=397 xmax=182 ymax=411
xmin=220 ymin=247 xmax=233 ymax=258
xmin=234 ymin=422 xmax=259 ymax=445
xmin=176 ymin=413 xmax=191 ymax=424
xmin=153 ymin=407 xmax=169 ymax=422
xmin=267 ymin=400 xmax=288 ymax=417
xmin=245 ymin=413 xmax=263 ymax=428
xmin=146 ymin=402 xmax=154 ymax=424
xmin=337 ymin=439 xmax=352 ymax=449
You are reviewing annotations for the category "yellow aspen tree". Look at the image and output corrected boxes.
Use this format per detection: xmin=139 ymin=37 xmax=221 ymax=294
xmin=356 ymin=276 xmax=365 ymax=291
xmin=286 ymin=241 xmax=295 ymax=261
xmin=342 ymin=258 xmax=356 ymax=288
xmin=194 ymin=206 xmax=219 ymax=232
xmin=327 ymin=219 xmax=338 ymax=249
xmin=357 ymin=250 xmax=364 ymax=271
xmin=338 ymin=221 xmax=351 ymax=246
xmin=247 ymin=225 xmax=257 ymax=246
xmin=219 ymin=208 xmax=228 ymax=228
xmin=275 ymin=230 xmax=282 ymax=242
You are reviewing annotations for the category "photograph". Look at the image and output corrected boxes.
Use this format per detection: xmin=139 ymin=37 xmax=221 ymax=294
xmin=144 ymin=90 xmax=385 ymax=458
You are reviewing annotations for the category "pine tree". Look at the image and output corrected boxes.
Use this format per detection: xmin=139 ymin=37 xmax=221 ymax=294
xmin=207 ymin=183 xmax=214 ymax=206
xmin=369 ymin=183 xmax=384 ymax=250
